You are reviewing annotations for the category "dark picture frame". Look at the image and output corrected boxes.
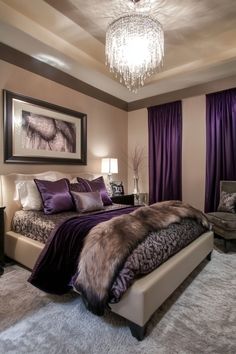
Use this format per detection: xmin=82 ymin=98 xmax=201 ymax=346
xmin=3 ymin=90 xmax=87 ymax=165
xmin=110 ymin=181 xmax=124 ymax=196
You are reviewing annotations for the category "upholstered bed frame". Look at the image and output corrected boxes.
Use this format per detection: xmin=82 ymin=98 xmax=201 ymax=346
xmin=0 ymin=171 xmax=214 ymax=340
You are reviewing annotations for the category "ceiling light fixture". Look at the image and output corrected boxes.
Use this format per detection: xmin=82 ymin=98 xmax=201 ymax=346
xmin=105 ymin=0 xmax=164 ymax=93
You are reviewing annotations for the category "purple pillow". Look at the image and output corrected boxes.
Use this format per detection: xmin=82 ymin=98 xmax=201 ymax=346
xmin=34 ymin=178 xmax=74 ymax=214
xmin=70 ymin=182 xmax=92 ymax=193
xmin=71 ymin=191 xmax=104 ymax=213
xmin=77 ymin=176 xmax=113 ymax=206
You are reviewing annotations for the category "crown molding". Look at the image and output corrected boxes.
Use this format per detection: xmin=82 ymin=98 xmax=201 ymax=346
xmin=128 ymin=76 xmax=236 ymax=111
xmin=1 ymin=43 xmax=236 ymax=113
xmin=0 ymin=43 xmax=128 ymax=111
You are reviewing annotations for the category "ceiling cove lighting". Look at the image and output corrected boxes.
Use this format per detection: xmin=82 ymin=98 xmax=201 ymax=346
xmin=105 ymin=0 xmax=164 ymax=93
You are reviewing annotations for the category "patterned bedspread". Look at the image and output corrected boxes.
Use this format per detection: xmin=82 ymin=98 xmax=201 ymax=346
xmin=12 ymin=204 xmax=128 ymax=243
xmin=12 ymin=210 xmax=78 ymax=243
xmin=110 ymin=218 xmax=205 ymax=302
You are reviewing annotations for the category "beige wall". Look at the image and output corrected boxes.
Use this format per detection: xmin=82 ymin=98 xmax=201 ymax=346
xmin=182 ymin=96 xmax=206 ymax=210
xmin=128 ymin=96 xmax=206 ymax=210
xmin=127 ymin=109 xmax=148 ymax=194
xmin=0 ymin=59 xmax=225 ymax=209
xmin=0 ymin=60 xmax=128 ymax=187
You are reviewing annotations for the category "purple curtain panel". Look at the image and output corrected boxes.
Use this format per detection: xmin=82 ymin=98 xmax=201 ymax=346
xmin=205 ymin=88 xmax=236 ymax=212
xmin=148 ymin=101 xmax=182 ymax=204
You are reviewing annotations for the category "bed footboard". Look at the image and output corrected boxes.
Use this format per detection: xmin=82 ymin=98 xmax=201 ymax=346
xmin=5 ymin=231 xmax=44 ymax=269
xmin=110 ymin=231 xmax=214 ymax=340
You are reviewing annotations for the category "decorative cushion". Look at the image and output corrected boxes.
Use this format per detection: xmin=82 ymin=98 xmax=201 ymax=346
xmin=76 ymin=176 xmax=113 ymax=206
xmin=70 ymin=177 xmax=79 ymax=184
xmin=34 ymin=178 xmax=74 ymax=214
xmin=71 ymin=191 xmax=104 ymax=213
xmin=15 ymin=180 xmax=43 ymax=211
xmin=110 ymin=181 xmax=124 ymax=196
xmin=217 ymin=191 xmax=236 ymax=213
xmin=70 ymin=182 xmax=92 ymax=193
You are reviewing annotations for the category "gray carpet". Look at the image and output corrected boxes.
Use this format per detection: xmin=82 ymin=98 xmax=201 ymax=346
xmin=0 ymin=240 xmax=235 ymax=354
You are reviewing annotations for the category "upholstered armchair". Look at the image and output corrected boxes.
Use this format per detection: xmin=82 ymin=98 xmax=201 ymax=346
xmin=207 ymin=181 xmax=236 ymax=252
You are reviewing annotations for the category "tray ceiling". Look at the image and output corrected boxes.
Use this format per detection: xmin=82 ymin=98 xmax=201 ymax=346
xmin=0 ymin=0 xmax=236 ymax=102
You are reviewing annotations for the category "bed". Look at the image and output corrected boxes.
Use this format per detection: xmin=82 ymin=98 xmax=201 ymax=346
xmin=0 ymin=171 xmax=214 ymax=340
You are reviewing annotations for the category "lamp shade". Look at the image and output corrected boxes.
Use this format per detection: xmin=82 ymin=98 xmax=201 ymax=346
xmin=101 ymin=158 xmax=118 ymax=174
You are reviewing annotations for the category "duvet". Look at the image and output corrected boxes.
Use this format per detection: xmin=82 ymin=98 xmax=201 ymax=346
xmin=28 ymin=200 xmax=210 ymax=315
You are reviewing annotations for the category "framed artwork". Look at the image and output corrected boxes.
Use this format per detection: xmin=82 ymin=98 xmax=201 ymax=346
xmin=110 ymin=181 xmax=124 ymax=196
xmin=3 ymin=90 xmax=87 ymax=164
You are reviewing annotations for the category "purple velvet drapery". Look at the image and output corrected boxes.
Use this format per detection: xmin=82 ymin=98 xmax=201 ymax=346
xmin=148 ymin=101 xmax=182 ymax=204
xmin=205 ymin=88 xmax=236 ymax=212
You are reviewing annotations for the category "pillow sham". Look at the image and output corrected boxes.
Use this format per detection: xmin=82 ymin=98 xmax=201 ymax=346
xmin=70 ymin=182 xmax=92 ymax=193
xmin=71 ymin=191 xmax=104 ymax=213
xmin=217 ymin=191 xmax=236 ymax=213
xmin=34 ymin=178 xmax=74 ymax=214
xmin=70 ymin=177 xmax=79 ymax=184
xmin=76 ymin=176 xmax=113 ymax=206
xmin=15 ymin=180 xmax=43 ymax=211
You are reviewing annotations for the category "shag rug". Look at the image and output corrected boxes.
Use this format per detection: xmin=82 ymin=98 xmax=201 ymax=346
xmin=0 ymin=240 xmax=235 ymax=354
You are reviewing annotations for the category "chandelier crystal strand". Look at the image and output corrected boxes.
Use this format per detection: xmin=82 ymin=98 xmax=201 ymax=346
xmin=105 ymin=13 xmax=164 ymax=92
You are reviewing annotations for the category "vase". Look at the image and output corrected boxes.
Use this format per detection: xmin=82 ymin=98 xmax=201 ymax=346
xmin=133 ymin=176 xmax=139 ymax=196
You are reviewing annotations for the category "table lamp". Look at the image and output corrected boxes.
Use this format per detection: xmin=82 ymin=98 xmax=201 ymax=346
xmin=101 ymin=158 xmax=118 ymax=183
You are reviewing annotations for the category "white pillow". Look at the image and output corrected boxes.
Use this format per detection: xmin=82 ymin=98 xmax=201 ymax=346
xmin=70 ymin=177 xmax=78 ymax=184
xmin=15 ymin=180 xmax=43 ymax=211
xmin=14 ymin=174 xmax=60 ymax=210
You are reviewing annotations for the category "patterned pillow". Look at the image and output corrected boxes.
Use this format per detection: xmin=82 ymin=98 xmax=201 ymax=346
xmin=217 ymin=191 xmax=236 ymax=213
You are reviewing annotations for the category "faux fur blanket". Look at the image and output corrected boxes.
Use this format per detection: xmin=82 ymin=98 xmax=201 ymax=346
xmin=110 ymin=218 xmax=206 ymax=303
xmin=72 ymin=201 xmax=210 ymax=315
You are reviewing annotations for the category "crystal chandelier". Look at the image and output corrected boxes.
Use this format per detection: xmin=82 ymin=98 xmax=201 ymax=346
xmin=105 ymin=0 xmax=164 ymax=93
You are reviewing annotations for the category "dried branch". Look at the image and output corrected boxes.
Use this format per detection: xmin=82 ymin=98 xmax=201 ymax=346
xmin=130 ymin=145 xmax=144 ymax=177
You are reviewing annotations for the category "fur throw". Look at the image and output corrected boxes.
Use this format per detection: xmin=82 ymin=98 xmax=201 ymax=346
xmin=72 ymin=201 xmax=210 ymax=315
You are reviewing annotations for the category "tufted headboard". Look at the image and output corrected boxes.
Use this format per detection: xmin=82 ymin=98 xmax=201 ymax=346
xmin=0 ymin=171 xmax=98 ymax=232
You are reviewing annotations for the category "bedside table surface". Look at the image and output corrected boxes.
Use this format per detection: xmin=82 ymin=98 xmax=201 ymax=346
xmin=111 ymin=194 xmax=134 ymax=206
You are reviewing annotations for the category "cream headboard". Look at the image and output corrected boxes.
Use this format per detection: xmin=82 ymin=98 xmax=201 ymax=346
xmin=0 ymin=171 xmax=98 ymax=232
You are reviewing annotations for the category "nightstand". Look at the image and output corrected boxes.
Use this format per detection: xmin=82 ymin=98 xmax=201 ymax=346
xmin=0 ymin=207 xmax=5 ymax=276
xmin=111 ymin=194 xmax=135 ymax=206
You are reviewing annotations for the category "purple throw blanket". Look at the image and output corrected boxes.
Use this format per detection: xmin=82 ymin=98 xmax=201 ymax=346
xmin=28 ymin=206 xmax=137 ymax=294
